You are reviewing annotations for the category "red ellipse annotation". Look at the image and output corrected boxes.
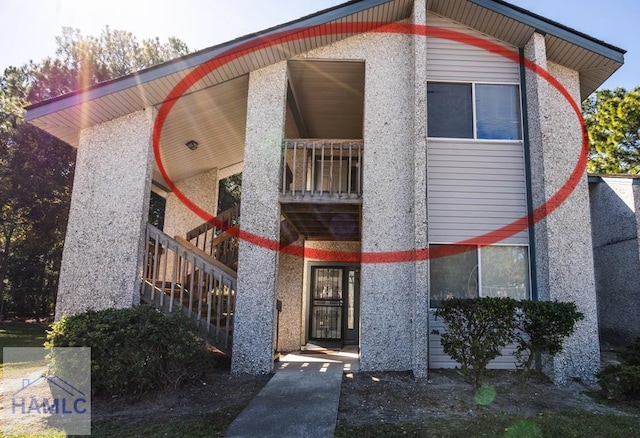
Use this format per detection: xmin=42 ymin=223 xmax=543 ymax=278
xmin=153 ymin=22 xmax=588 ymax=264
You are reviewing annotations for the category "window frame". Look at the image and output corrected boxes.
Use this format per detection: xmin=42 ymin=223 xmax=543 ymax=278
xmin=428 ymin=243 xmax=532 ymax=309
xmin=427 ymin=80 xmax=523 ymax=142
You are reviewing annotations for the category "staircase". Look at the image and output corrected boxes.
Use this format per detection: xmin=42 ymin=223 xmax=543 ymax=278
xmin=140 ymin=204 xmax=299 ymax=355
xmin=185 ymin=204 xmax=240 ymax=272
xmin=140 ymin=224 xmax=237 ymax=354
xmin=184 ymin=204 xmax=299 ymax=261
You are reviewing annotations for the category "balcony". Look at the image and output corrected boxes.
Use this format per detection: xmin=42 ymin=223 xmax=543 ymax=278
xmin=280 ymin=139 xmax=363 ymax=202
xmin=280 ymin=139 xmax=363 ymax=241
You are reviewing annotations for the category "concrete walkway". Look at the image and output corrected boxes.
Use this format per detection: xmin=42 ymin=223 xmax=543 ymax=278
xmin=225 ymin=348 xmax=358 ymax=438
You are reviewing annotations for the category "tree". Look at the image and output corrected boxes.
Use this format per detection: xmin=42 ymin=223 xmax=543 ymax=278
xmin=29 ymin=26 xmax=190 ymax=103
xmin=0 ymin=27 xmax=190 ymax=319
xmin=217 ymin=173 xmax=242 ymax=213
xmin=584 ymin=87 xmax=640 ymax=174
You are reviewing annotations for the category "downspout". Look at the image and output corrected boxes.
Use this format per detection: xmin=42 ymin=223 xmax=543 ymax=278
xmin=519 ymin=47 xmax=538 ymax=301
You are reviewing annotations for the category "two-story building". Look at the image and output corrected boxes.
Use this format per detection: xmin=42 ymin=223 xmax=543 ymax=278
xmin=26 ymin=0 xmax=625 ymax=382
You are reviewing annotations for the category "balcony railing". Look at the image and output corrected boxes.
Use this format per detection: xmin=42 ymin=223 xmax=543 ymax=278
xmin=281 ymin=139 xmax=363 ymax=201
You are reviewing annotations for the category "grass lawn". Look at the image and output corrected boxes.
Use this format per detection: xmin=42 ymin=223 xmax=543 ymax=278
xmin=0 ymin=321 xmax=48 ymax=365
xmin=0 ymin=321 xmax=63 ymax=438
xmin=86 ymin=406 xmax=245 ymax=438
xmin=335 ymin=411 xmax=640 ymax=437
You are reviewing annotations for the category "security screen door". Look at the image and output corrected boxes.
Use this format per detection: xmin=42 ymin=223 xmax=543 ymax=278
xmin=309 ymin=266 xmax=359 ymax=344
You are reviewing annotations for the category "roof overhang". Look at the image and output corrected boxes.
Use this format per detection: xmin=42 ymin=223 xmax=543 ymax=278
xmin=25 ymin=0 xmax=624 ymax=175
xmin=427 ymin=0 xmax=624 ymax=99
xmin=26 ymin=0 xmax=413 ymax=148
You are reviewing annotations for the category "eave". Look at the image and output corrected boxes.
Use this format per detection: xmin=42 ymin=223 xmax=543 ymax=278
xmin=25 ymin=0 xmax=624 ymax=157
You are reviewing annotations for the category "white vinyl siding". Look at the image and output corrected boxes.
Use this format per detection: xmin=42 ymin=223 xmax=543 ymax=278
xmin=426 ymin=14 xmax=527 ymax=369
xmin=428 ymin=139 xmax=528 ymax=245
xmin=426 ymin=14 xmax=520 ymax=83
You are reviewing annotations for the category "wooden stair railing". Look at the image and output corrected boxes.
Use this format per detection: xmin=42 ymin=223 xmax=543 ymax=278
xmin=186 ymin=204 xmax=240 ymax=272
xmin=185 ymin=203 xmax=300 ymax=270
xmin=141 ymin=224 xmax=237 ymax=354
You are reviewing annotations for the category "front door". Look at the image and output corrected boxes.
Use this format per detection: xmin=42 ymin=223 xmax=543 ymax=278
xmin=309 ymin=266 xmax=360 ymax=344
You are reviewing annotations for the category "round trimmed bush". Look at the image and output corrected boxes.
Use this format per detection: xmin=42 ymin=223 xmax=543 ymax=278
xmin=46 ymin=305 xmax=208 ymax=396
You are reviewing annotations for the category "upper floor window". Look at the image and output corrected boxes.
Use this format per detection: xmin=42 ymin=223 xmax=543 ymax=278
xmin=427 ymin=82 xmax=522 ymax=140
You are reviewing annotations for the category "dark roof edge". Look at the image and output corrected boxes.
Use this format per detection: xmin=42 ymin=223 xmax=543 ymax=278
xmin=26 ymin=0 xmax=393 ymax=120
xmin=470 ymin=0 xmax=625 ymax=61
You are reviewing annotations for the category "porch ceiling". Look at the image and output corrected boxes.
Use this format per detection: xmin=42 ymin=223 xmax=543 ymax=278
xmin=154 ymin=75 xmax=249 ymax=185
xmin=287 ymin=60 xmax=365 ymax=139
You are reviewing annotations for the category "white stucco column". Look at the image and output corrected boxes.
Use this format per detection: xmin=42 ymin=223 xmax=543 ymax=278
xmin=56 ymin=109 xmax=155 ymax=318
xmin=359 ymin=32 xmax=415 ymax=372
xmin=231 ymin=62 xmax=286 ymax=375
xmin=525 ymin=33 xmax=600 ymax=383
xmin=411 ymin=0 xmax=430 ymax=380
xmin=163 ymin=168 xmax=219 ymax=239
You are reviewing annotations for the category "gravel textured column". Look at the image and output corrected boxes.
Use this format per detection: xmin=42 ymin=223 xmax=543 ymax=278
xmin=56 ymin=109 xmax=155 ymax=318
xmin=525 ymin=33 xmax=600 ymax=383
xmin=412 ymin=0 xmax=430 ymax=379
xmin=231 ymin=62 xmax=286 ymax=375
xmin=163 ymin=168 xmax=218 ymax=239
xmin=293 ymin=30 xmax=416 ymax=372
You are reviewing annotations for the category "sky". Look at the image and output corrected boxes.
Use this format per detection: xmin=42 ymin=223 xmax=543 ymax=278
xmin=0 ymin=0 xmax=637 ymax=92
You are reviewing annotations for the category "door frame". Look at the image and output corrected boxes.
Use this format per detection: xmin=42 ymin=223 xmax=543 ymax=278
xmin=305 ymin=261 xmax=360 ymax=346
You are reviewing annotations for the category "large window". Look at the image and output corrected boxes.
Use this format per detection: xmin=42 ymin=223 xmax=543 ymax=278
xmin=429 ymin=244 xmax=530 ymax=308
xmin=427 ymin=82 xmax=522 ymax=140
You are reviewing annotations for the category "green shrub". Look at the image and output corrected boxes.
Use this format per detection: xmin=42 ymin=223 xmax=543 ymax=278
xmin=433 ymin=298 xmax=585 ymax=387
xmin=46 ymin=305 xmax=208 ymax=396
xmin=514 ymin=300 xmax=584 ymax=373
xmin=617 ymin=338 xmax=640 ymax=366
xmin=598 ymin=338 xmax=640 ymax=400
xmin=598 ymin=365 xmax=640 ymax=400
xmin=433 ymin=297 xmax=518 ymax=388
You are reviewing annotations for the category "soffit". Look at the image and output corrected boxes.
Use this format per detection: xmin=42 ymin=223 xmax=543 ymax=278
xmin=156 ymin=75 xmax=250 ymax=184
xmin=287 ymin=60 xmax=366 ymax=139
xmin=25 ymin=0 xmax=413 ymax=149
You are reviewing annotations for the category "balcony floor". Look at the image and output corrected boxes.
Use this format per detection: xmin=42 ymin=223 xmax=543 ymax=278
xmin=280 ymin=201 xmax=361 ymax=241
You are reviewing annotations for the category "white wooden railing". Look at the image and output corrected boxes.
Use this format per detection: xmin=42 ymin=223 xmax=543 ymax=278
xmin=141 ymin=224 xmax=236 ymax=352
xmin=281 ymin=139 xmax=363 ymax=200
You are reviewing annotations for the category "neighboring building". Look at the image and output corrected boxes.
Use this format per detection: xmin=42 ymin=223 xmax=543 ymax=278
xmin=26 ymin=0 xmax=625 ymax=383
xmin=589 ymin=175 xmax=640 ymax=346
